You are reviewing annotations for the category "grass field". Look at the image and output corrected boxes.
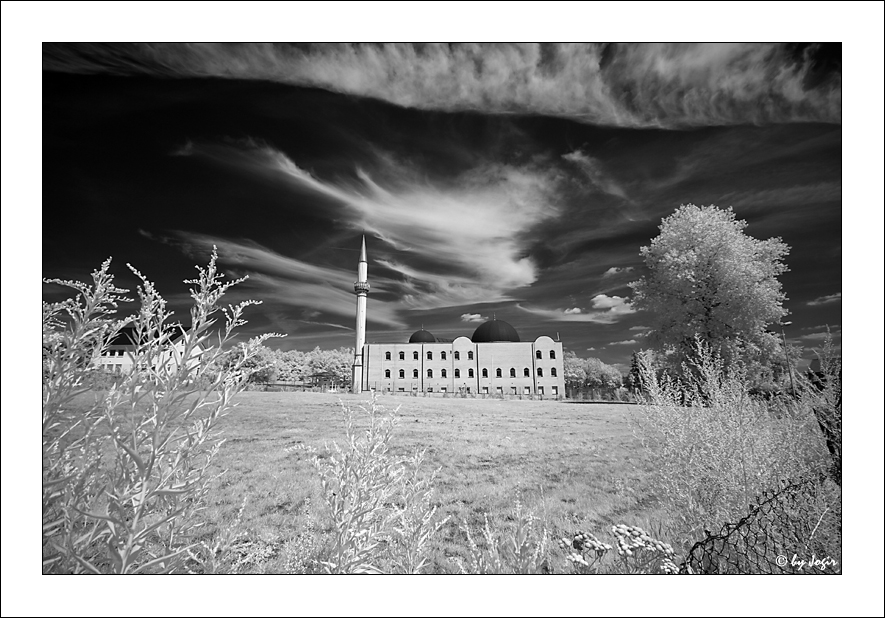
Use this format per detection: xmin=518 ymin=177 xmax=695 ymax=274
xmin=186 ymin=391 xmax=667 ymax=573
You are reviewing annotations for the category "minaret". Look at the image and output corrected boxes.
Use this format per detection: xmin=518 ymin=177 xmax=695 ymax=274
xmin=352 ymin=235 xmax=369 ymax=393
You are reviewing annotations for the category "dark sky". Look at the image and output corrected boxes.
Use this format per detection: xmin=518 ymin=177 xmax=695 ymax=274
xmin=40 ymin=43 xmax=843 ymax=369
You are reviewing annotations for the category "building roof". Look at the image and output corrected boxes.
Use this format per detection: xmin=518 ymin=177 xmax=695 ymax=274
xmin=471 ymin=318 xmax=520 ymax=343
xmin=408 ymin=328 xmax=437 ymax=343
xmin=108 ymin=325 xmax=189 ymax=347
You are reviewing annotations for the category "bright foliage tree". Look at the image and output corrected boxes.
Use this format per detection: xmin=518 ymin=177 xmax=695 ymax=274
xmin=630 ymin=204 xmax=790 ymax=370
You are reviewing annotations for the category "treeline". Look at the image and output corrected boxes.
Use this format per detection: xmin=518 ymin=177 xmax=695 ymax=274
xmin=563 ymin=350 xmax=627 ymax=398
xmin=222 ymin=342 xmax=354 ymax=388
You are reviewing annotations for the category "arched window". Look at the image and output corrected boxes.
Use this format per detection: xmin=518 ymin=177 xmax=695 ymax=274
xmin=551 ymin=368 xmax=557 ymax=377
xmin=413 ymin=351 xmax=419 ymax=360
xmin=413 ymin=369 xmax=419 ymax=378
xmin=550 ymin=350 xmax=556 ymax=359
xmin=524 ymin=367 xmax=530 ymax=377
xmin=454 ymin=351 xmax=460 ymax=360
xmin=385 ymin=352 xmax=391 ymax=361
xmin=509 ymin=368 xmax=516 ymax=378
xmin=482 ymin=368 xmax=488 ymax=378
xmin=399 ymin=351 xmax=405 ymax=360
xmin=454 ymin=368 xmax=460 ymax=378
xmin=536 ymin=350 xmax=542 ymax=360
xmin=427 ymin=369 xmax=433 ymax=378
xmin=468 ymin=351 xmax=474 ymax=360
xmin=496 ymin=368 xmax=502 ymax=378
xmin=385 ymin=369 xmax=391 ymax=378
xmin=441 ymin=369 xmax=447 ymax=378
xmin=441 ymin=351 xmax=447 ymax=360
xmin=469 ymin=368 xmax=474 ymax=378
xmin=399 ymin=369 xmax=405 ymax=379
xmin=427 ymin=351 xmax=433 ymax=360
xmin=537 ymin=368 xmax=544 ymax=377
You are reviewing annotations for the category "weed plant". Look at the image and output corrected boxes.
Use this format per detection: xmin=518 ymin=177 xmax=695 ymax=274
xmin=631 ymin=337 xmax=833 ymax=551
xmin=42 ymin=249 xmax=280 ymax=573
xmin=312 ymin=397 xmax=448 ymax=573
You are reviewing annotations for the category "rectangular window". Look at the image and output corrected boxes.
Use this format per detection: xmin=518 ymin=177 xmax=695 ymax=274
xmin=398 ymin=387 xmax=405 ymax=392
xmin=427 ymin=387 xmax=433 ymax=393
xmin=552 ymin=386 xmax=559 ymax=395
xmin=482 ymin=386 xmax=489 ymax=394
xmin=524 ymin=386 xmax=531 ymax=394
xmin=538 ymin=386 xmax=544 ymax=395
xmin=510 ymin=387 xmax=517 ymax=395
xmin=496 ymin=386 xmax=503 ymax=394
xmin=441 ymin=387 xmax=447 ymax=393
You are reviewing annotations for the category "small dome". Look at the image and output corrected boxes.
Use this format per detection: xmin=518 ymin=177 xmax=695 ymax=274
xmin=408 ymin=328 xmax=436 ymax=343
xmin=471 ymin=319 xmax=520 ymax=343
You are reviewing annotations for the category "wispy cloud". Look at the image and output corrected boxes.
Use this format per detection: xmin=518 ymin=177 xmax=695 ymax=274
xmin=800 ymin=331 xmax=842 ymax=341
xmin=141 ymin=230 xmax=403 ymax=328
xmin=610 ymin=339 xmax=638 ymax=345
xmin=603 ymin=266 xmax=635 ymax=277
xmin=176 ymin=139 xmax=561 ymax=310
xmin=517 ymin=295 xmax=635 ymax=325
xmin=629 ymin=325 xmax=650 ymax=331
xmin=807 ymin=292 xmax=841 ymax=306
xmin=562 ymin=151 xmax=629 ymax=200
xmin=460 ymin=313 xmax=486 ymax=322
xmin=718 ymin=182 xmax=842 ymax=210
xmin=44 ymin=43 xmax=841 ymax=128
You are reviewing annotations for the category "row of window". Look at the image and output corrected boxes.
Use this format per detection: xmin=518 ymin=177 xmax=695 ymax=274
xmin=384 ymin=350 xmax=556 ymax=361
xmin=384 ymin=367 xmax=558 ymax=379
xmin=386 ymin=385 xmax=560 ymax=395
xmin=102 ymin=350 xmax=127 ymax=357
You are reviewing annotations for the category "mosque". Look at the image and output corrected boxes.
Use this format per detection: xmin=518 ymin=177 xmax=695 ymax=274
xmin=350 ymin=237 xmax=565 ymax=398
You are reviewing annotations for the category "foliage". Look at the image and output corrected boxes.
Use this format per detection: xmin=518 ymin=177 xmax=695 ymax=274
xmin=631 ymin=337 xmax=830 ymax=546
xmin=630 ymin=204 xmax=790 ymax=373
xmin=42 ymin=249 xmax=281 ymax=573
xmin=800 ymin=330 xmax=842 ymax=484
xmin=453 ymin=498 xmax=551 ymax=574
xmin=312 ymin=397 xmax=448 ymax=573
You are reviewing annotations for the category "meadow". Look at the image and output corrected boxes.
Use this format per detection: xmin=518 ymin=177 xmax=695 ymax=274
xmin=180 ymin=392 xmax=662 ymax=573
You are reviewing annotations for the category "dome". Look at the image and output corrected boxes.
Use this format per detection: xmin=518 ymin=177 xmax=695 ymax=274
xmin=471 ymin=318 xmax=520 ymax=343
xmin=408 ymin=328 xmax=436 ymax=343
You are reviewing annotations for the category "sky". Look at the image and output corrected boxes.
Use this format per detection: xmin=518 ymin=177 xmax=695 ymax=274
xmin=38 ymin=42 xmax=846 ymax=369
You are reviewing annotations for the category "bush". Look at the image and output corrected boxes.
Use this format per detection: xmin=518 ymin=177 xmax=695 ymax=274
xmin=631 ymin=337 xmax=831 ymax=547
xmin=42 ymin=249 xmax=281 ymax=573
xmin=312 ymin=396 xmax=448 ymax=574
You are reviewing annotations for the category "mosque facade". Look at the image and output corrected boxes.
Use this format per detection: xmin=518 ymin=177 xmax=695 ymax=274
xmin=350 ymin=237 xmax=565 ymax=398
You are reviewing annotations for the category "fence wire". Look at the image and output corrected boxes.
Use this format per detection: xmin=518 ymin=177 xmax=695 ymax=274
xmin=680 ymin=474 xmax=842 ymax=574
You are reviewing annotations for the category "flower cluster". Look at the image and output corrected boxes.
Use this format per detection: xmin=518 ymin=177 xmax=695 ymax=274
xmin=558 ymin=530 xmax=612 ymax=572
xmin=611 ymin=524 xmax=678 ymax=574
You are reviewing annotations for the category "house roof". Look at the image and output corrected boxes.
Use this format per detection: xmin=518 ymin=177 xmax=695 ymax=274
xmin=108 ymin=325 xmax=190 ymax=347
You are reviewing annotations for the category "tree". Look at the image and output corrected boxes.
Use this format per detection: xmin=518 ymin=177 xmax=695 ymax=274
xmin=563 ymin=350 xmax=587 ymax=390
xmin=630 ymin=204 xmax=789 ymax=372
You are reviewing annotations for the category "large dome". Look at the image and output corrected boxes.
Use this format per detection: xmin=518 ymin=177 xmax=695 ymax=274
xmin=471 ymin=319 xmax=520 ymax=343
xmin=408 ymin=328 xmax=436 ymax=343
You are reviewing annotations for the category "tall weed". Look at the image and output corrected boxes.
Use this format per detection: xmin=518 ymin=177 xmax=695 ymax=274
xmin=42 ymin=249 xmax=280 ymax=573
xmin=312 ymin=397 xmax=448 ymax=573
xmin=631 ymin=337 xmax=830 ymax=546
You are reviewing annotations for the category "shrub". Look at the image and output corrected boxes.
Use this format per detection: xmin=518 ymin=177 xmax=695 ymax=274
xmin=631 ymin=337 xmax=830 ymax=547
xmin=312 ymin=396 xmax=448 ymax=574
xmin=42 ymin=249 xmax=281 ymax=573
xmin=452 ymin=498 xmax=551 ymax=574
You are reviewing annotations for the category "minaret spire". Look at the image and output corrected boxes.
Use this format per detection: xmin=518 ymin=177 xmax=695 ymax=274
xmin=352 ymin=235 xmax=370 ymax=393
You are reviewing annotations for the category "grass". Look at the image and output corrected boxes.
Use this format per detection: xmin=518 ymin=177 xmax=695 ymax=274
xmin=61 ymin=390 xmax=663 ymax=573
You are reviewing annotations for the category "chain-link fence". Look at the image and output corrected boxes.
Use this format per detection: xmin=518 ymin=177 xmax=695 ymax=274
xmin=680 ymin=474 xmax=842 ymax=574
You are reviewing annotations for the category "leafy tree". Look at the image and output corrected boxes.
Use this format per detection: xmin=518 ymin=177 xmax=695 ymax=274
xmin=583 ymin=357 xmax=623 ymax=392
xmin=630 ymin=204 xmax=789 ymax=372
xmin=563 ymin=350 xmax=587 ymax=390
